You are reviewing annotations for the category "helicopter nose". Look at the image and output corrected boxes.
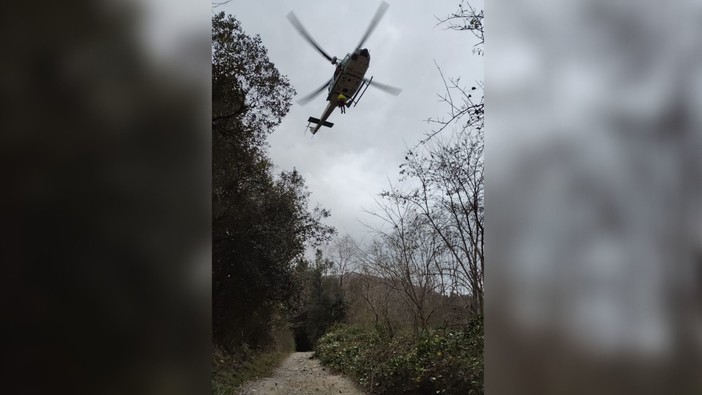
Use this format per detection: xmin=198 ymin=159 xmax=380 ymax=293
xmin=360 ymin=48 xmax=370 ymax=57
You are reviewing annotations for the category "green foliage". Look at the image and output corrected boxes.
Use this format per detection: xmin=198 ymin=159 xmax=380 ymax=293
xmin=212 ymin=345 xmax=289 ymax=395
xmin=212 ymin=321 xmax=295 ymax=394
xmin=315 ymin=315 xmax=484 ymax=394
xmin=212 ymin=11 xmax=294 ymax=143
xmin=293 ymin=250 xmax=348 ymax=351
xmin=212 ymin=12 xmax=334 ymax=352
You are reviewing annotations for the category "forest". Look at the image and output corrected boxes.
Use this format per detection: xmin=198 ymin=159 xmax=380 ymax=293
xmin=212 ymin=2 xmax=484 ymax=393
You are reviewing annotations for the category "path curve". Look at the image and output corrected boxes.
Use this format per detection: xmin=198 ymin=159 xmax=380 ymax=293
xmin=238 ymin=351 xmax=365 ymax=394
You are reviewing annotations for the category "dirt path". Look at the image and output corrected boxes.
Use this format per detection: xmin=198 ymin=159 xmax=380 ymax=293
xmin=238 ymin=351 xmax=365 ymax=394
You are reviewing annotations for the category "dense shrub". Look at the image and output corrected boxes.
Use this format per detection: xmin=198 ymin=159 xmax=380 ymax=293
xmin=316 ymin=315 xmax=483 ymax=394
xmin=212 ymin=324 xmax=296 ymax=394
xmin=293 ymin=256 xmax=348 ymax=351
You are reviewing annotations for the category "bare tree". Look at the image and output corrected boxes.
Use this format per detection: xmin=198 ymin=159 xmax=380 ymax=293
xmin=390 ymin=130 xmax=484 ymax=314
xmin=422 ymin=62 xmax=483 ymax=145
xmin=357 ymin=195 xmax=448 ymax=336
xmin=384 ymin=1 xmax=486 ymax=315
xmin=435 ymin=0 xmax=484 ymax=54
xmin=342 ymin=1 xmax=486 ymax=337
xmin=327 ymin=233 xmax=358 ymax=290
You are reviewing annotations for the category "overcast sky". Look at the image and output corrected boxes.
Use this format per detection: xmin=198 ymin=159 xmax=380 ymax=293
xmin=219 ymin=0 xmax=483 ymax=239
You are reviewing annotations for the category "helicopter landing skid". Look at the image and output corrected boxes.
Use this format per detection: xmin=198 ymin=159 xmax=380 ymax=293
xmin=349 ymin=76 xmax=373 ymax=108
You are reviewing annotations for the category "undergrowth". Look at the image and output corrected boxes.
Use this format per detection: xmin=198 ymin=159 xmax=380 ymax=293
xmin=213 ymin=325 xmax=295 ymax=395
xmin=212 ymin=345 xmax=288 ymax=395
xmin=315 ymin=315 xmax=484 ymax=394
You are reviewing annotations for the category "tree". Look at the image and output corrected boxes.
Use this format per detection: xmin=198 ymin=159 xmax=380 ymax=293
xmin=212 ymin=12 xmax=334 ymax=351
xmin=212 ymin=12 xmax=293 ymax=145
xmin=392 ymin=130 xmax=484 ymax=314
xmin=435 ymin=0 xmax=484 ymax=54
xmin=292 ymin=250 xmax=347 ymax=351
xmin=358 ymin=195 xmax=448 ymax=336
xmin=368 ymin=2 xmax=486 ymax=317
xmin=327 ymin=233 xmax=358 ymax=290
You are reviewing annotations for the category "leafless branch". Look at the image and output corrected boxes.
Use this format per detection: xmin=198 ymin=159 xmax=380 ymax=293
xmin=419 ymin=62 xmax=483 ymax=146
xmin=213 ymin=0 xmax=234 ymax=8
xmin=434 ymin=1 xmax=484 ymax=52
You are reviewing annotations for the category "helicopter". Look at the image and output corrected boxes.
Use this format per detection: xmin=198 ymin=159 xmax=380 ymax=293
xmin=287 ymin=1 xmax=402 ymax=135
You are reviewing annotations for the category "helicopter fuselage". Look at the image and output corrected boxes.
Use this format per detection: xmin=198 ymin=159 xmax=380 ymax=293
xmin=290 ymin=2 xmax=398 ymax=135
xmin=328 ymin=49 xmax=370 ymax=100
xmin=308 ymin=49 xmax=371 ymax=134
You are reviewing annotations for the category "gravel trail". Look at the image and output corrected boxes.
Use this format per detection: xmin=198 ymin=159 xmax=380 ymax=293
xmin=238 ymin=352 xmax=365 ymax=394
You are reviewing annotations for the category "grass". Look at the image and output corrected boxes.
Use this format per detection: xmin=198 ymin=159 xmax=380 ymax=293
xmin=213 ymin=322 xmax=296 ymax=394
xmin=212 ymin=346 xmax=290 ymax=395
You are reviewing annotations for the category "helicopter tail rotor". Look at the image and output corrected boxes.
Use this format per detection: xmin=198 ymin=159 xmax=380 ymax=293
xmin=287 ymin=11 xmax=336 ymax=64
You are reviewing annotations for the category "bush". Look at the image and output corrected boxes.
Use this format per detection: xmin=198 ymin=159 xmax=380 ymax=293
xmin=213 ymin=345 xmax=289 ymax=395
xmin=315 ymin=316 xmax=483 ymax=394
xmin=212 ymin=324 xmax=296 ymax=394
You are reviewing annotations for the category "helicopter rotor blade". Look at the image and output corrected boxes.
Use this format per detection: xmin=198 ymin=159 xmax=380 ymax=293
xmin=297 ymin=80 xmax=331 ymax=105
xmin=287 ymin=11 xmax=335 ymax=63
xmin=355 ymin=1 xmax=390 ymax=51
xmin=366 ymin=79 xmax=402 ymax=96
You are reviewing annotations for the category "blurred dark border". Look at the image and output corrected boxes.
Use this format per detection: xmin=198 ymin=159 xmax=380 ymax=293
xmin=1 ymin=1 xmax=211 ymax=394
